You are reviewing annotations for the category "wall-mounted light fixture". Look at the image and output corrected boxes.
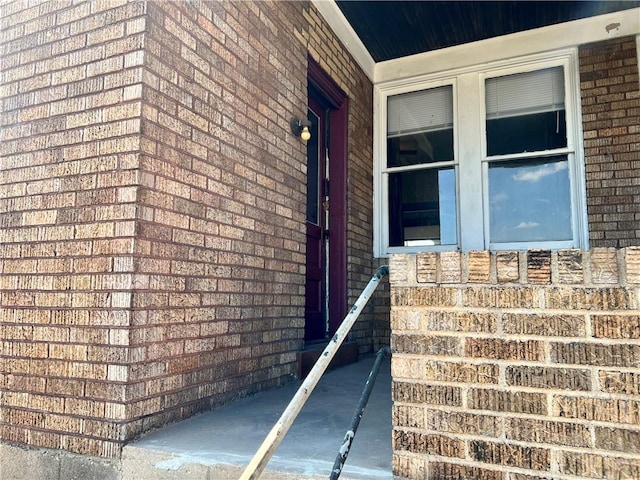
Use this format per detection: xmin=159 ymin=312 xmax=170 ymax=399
xmin=291 ymin=117 xmax=312 ymax=142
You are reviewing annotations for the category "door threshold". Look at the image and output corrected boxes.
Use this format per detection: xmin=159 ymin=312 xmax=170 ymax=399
xmin=301 ymin=339 xmax=330 ymax=351
xmin=296 ymin=340 xmax=359 ymax=379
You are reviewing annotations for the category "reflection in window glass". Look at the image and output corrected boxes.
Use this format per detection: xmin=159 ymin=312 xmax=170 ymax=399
xmin=387 ymin=85 xmax=454 ymax=167
xmin=387 ymin=129 xmax=454 ymax=167
xmin=488 ymin=157 xmax=572 ymax=243
xmin=389 ymin=168 xmax=457 ymax=246
xmin=306 ymin=109 xmax=320 ymax=224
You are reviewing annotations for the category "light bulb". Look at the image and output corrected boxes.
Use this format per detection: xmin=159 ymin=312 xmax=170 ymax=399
xmin=301 ymin=126 xmax=311 ymax=142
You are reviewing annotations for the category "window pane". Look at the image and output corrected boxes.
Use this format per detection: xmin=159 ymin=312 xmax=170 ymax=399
xmin=487 ymin=110 xmax=567 ymax=156
xmin=486 ymin=67 xmax=564 ymax=118
xmin=387 ymin=130 xmax=454 ymax=167
xmin=306 ymin=109 xmax=320 ymax=224
xmin=389 ymin=168 xmax=457 ymax=247
xmin=486 ymin=67 xmax=567 ymax=156
xmin=387 ymin=85 xmax=454 ymax=167
xmin=488 ymin=156 xmax=572 ymax=244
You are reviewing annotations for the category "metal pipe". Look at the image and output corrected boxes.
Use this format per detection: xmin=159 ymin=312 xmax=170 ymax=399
xmin=330 ymin=346 xmax=390 ymax=480
xmin=239 ymin=265 xmax=389 ymax=480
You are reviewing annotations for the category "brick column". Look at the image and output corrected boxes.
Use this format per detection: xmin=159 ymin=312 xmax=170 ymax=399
xmin=0 ymin=0 xmax=145 ymax=458
xmin=390 ymin=248 xmax=640 ymax=479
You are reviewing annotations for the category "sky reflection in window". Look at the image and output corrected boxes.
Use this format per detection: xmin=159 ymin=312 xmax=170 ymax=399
xmin=489 ymin=157 xmax=572 ymax=243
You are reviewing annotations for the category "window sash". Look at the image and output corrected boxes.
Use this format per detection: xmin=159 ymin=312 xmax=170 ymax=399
xmin=386 ymin=167 xmax=458 ymax=248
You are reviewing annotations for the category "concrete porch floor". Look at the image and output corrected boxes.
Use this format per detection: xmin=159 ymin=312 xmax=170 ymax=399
xmin=122 ymin=353 xmax=393 ymax=480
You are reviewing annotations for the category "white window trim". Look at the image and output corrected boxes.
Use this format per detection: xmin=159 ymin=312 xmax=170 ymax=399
xmin=374 ymin=48 xmax=588 ymax=257
xmin=373 ymin=9 xmax=640 ymax=83
xmin=637 ymin=35 xmax=640 ymax=88
xmin=375 ymin=77 xmax=459 ymax=255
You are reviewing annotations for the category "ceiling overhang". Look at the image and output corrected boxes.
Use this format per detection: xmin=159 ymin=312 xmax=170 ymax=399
xmin=311 ymin=0 xmax=640 ymax=83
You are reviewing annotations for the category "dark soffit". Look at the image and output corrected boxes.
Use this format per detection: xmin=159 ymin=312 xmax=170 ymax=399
xmin=336 ymin=1 xmax=640 ymax=62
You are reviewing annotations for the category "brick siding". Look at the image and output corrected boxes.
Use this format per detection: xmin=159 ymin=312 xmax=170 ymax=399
xmin=125 ymin=0 xmax=311 ymax=437
xmin=0 ymin=0 xmax=146 ymax=458
xmin=388 ymin=35 xmax=640 ymax=480
xmin=390 ymin=248 xmax=640 ymax=479
xmin=581 ymin=36 xmax=640 ymax=248
xmin=0 ymin=0 xmax=379 ymax=459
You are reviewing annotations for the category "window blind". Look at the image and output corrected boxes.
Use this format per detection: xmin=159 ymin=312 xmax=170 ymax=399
xmin=485 ymin=66 xmax=564 ymax=119
xmin=388 ymin=85 xmax=453 ymax=138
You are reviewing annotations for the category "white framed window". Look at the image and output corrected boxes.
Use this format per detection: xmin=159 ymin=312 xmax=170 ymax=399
xmin=374 ymin=49 xmax=588 ymax=256
xmin=385 ymin=82 xmax=458 ymax=249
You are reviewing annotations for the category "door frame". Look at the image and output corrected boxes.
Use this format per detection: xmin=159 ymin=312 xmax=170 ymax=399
xmin=308 ymin=57 xmax=348 ymax=336
xmin=304 ymin=96 xmax=328 ymax=342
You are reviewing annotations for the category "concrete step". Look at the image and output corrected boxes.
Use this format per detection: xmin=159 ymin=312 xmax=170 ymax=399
xmin=297 ymin=340 xmax=359 ymax=378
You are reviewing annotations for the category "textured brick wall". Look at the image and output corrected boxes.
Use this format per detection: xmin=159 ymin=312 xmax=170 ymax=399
xmin=0 ymin=0 xmax=145 ymax=457
xmin=581 ymin=36 xmax=640 ymax=248
xmin=1 ymin=0 xmax=380 ymax=459
xmin=123 ymin=0 xmax=311 ymax=437
xmin=123 ymin=0 xmax=379 ymax=437
xmin=390 ymin=248 xmax=640 ymax=479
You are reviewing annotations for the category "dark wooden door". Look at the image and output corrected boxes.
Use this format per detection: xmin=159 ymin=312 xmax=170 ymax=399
xmin=304 ymin=97 xmax=327 ymax=342
xmin=304 ymin=60 xmax=349 ymax=342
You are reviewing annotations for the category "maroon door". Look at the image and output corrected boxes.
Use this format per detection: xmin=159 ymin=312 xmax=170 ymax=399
xmin=305 ymin=60 xmax=349 ymax=343
xmin=304 ymin=97 xmax=327 ymax=341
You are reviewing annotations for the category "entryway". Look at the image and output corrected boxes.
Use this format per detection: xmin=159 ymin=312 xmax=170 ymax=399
xmin=300 ymin=59 xmax=354 ymax=377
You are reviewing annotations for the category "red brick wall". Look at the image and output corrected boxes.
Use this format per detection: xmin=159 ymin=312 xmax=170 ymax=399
xmin=0 ymin=0 xmax=380 ymax=459
xmin=581 ymin=36 xmax=640 ymax=248
xmin=125 ymin=0 xmax=311 ymax=436
xmin=0 ymin=0 xmax=145 ymax=457
xmin=390 ymin=248 xmax=640 ymax=479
